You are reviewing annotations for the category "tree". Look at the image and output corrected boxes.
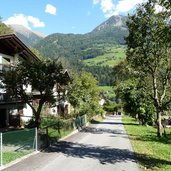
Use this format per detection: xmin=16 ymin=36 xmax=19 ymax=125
xmin=1 ymin=59 xmax=69 ymax=127
xmin=30 ymin=48 xmax=44 ymax=61
xmin=68 ymin=71 xmax=101 ymax=119
xmin=125 ymin=0 xmax=171 ymax=136
xmin=116 ymin=79 xmax=155 ymax=125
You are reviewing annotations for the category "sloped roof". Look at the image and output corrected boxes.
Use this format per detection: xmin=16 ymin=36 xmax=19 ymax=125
xmin=0 ymin=34 xmax=40 ymax=61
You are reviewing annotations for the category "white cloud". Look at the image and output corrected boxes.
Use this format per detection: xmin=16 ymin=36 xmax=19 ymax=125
xmin=93 ymin=0 xmax=147 ymax=17
xmin=93 ymin=0 xmax=115 ymax=17
xmin=27 ymin=16 xmax=45 ymax=27
xmin=115 ymin=0 xmax=146 ymax=14
xmin=45 ymin=4 xmax=57 ymax=15
xmin=4 ymin=14 xmax=45 ymax=29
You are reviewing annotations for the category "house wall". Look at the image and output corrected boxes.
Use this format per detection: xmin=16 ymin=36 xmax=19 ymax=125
xmin=0 ymin=53 xmax=33 ymax=126
xmin=22 ymin=104 xmax=33 ymax=122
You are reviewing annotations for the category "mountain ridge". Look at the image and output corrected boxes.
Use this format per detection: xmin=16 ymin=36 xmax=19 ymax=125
xmin=10 ymin=24 xmax=45 ymax=47
xmin=34 ymin=15 xmax=128 ymax=60
xmin=10 ymin=15 xmax=128 ymax=85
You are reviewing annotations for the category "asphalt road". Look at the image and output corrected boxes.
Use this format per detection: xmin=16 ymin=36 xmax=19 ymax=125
xmin=3 ymin=115 xmax=140 ymax=171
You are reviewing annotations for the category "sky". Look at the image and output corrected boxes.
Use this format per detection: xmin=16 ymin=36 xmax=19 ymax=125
xmin=0 ymin=0 xmax=146 ymax=36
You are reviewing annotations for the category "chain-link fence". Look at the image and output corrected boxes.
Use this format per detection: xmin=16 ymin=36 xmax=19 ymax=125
xmin=0 ymin=128 xmax=37 ymax=166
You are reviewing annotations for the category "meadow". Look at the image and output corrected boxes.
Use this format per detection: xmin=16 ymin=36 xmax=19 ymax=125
xmin=84 ymin=46 xmax=126 ymax=67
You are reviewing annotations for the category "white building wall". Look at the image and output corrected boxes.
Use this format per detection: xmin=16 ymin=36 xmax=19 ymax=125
xmin=22 ymin=104 xmax=33 ymax=122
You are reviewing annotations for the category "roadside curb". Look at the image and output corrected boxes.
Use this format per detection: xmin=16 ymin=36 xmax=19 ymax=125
xmin=0 ymin=151 xmax=40 ymax=171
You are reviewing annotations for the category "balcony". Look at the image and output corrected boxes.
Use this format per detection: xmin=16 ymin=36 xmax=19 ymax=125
xmin=0 ymin=93 xmax=22 ymax=104
xmin=0 ymin=64 xmax=12 ymax=73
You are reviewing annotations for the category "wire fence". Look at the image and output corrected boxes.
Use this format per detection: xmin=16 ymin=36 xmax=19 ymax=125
xmin=0 ymin=115 xmax=87 ymax=166
xmin=39 ymin=115 xmax=87 ymax=148
xmin=0 ymin=128 xmax=37 ymax=166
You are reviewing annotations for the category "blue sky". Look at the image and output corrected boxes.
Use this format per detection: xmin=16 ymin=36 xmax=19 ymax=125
xmin=1 ymin=0 xmax=146 ymax=36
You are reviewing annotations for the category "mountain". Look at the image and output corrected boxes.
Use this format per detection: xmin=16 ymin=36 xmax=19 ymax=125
xmin=34 ymin=15 xmax=128 ymax=60
xmin=33 ymin=15 xmax=128 ymax=86
xmin=89 ymin=15 xmax=128 ymax=44
xmin=93 ymin=15 xmax=127 ymax=31
xmin=10 ymin=24 xmax=45 ymax=47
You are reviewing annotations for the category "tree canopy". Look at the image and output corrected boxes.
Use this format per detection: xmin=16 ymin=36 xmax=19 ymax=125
xmin=1 ymin=59 xmax=70 ymax=127
xmin=125 ymin=0 xmax=171 ymax=136
xmin=68 ymin=71 xmax=102 ymax=119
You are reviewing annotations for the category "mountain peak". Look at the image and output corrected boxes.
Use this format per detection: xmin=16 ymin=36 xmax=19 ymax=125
xmin=93 ymin=15 xmax=127 ymax=32
xmin=9 ymin=24 xmax=45 ymax=47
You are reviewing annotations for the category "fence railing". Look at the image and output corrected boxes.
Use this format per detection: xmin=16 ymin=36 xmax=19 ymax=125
xmin=0 ymin=115 xmax=88 ymax=166
xmin=0 ymin=128 xmax=37 ymax=166
xmin=39 ymin=115 xmax=87 ymax=148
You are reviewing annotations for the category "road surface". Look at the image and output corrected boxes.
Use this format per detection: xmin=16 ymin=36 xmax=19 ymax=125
xmin=2 ymin=115 xmax=140 ymax=171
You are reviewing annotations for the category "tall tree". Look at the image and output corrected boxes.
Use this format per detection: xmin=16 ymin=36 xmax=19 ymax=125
xmin=68 ymin=71 xmax=101 ymax=119
xmin=125 ymin=0 xmax=171 ymax=136
xmin=1 ymin=60 xmax=69 ymax=127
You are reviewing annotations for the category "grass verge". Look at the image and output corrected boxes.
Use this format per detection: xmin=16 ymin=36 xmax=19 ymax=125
xmin=3 ymin=151 xmax=33 ymax=165
xmin=2 ymin=128 xmax=36 ymax=165
xmin=122 ymin=115 xmax=171 ymax=171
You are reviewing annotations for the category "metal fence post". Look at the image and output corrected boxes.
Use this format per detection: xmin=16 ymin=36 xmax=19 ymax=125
xmin=35 ymin=128 xmax=38 ymax=151
xmin=0 ymin=133 xmax=2 ymax=167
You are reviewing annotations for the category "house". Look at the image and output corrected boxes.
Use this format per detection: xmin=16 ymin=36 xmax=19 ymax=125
xmin=0 ymin=34 xmax=40 ymax=128
xmin=44 ymin=70 xmax=71 ymax=117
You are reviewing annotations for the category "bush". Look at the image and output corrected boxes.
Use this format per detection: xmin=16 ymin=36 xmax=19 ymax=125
xmin=103 ymin=105 xmax=114 ymax=112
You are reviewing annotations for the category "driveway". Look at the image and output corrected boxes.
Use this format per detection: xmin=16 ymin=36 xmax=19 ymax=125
xmin=2 ymin=115 xmax=140 ymax=171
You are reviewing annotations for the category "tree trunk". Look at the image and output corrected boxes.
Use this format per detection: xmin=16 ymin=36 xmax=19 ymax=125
xmin=35 ymin=113 xmax=41 ymax=128
xmin=31 ymin=99 xmax=45 ymax=128
xmin=26 ymin=100 xmax=44 ymax=128
xmin=157 ymin=111 xmax=162 ymax=137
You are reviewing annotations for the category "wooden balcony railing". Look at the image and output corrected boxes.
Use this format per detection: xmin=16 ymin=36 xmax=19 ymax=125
xmin=0 ymin=93 xmax=22 ymax=104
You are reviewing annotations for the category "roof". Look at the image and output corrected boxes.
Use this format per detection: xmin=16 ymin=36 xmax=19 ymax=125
xmin=0 ymin=34 xmax=40 ymax=62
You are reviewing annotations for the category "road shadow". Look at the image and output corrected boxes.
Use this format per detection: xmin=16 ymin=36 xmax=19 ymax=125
xmin=80 ymin=127 xmax=127 ymax=135
xmin=91 ymin=121 xmax=138 ymax=126
xmin=46 ymin=141 xmax=136 ymax=165
xmin=45 ymin=141 xmax=171 ymax=169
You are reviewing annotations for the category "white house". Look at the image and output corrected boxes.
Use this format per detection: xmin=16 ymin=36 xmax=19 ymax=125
xmin=0 ymin=34 xmax=40 ymax=128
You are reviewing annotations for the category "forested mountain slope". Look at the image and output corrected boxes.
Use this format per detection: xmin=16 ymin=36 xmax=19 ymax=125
xmin=33 ymin=15 xmax=128 ymax=85
xmin=10 ymin=24 xmax=45 ymax=47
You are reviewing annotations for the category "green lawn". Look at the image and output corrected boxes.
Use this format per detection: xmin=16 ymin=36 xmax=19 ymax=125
xmin=84 ymin=46 xmax=126 ymax=67
xmin=123 ymin=116 xmax=171 ymax=171
xmin=1 ymin=128 xmax=36 ymax=165
xmin=3 ymin=151 xmax=33 ymax=165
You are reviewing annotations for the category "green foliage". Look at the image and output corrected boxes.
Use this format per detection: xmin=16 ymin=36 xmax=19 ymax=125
xmin=125 ymin=0 xmax=171 ymax=136
xmin=1 ymin=59 xmax=69 ymax=127
xmin=84 ymin=65 xmax=114 ymax=86
xmin=40 ymin=116 xmax=75 ymax=141
xmin=116 ymin=80 xmax=155 ymax=125
xmin=68 ymin=71 xmax=102 ymax=119
xmin=84 ymin=46 xmax=126 ymax=67
xmin=80 ymin=101 xmax=103 ymax=120
xmin=100 ymin=86 xmax=115 ymax=100
xmin=30 ymin=48 xmax=44 ymax=61
xmin=123 ymin=116 xmax=171 ymax=171
xmin=34 ymin=16 xmax=128 ymax=86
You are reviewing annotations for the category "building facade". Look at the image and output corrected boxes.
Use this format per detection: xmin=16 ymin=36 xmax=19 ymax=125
xmin=0 ymin=34 xmax=40 ymax=128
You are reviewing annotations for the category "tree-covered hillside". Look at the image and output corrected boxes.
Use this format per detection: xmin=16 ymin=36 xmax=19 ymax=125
xmin=34 ymin=15 xmax=128 ymax=85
